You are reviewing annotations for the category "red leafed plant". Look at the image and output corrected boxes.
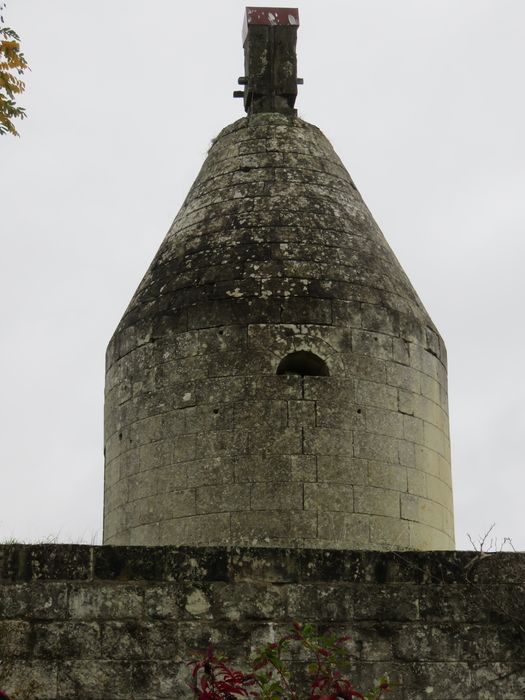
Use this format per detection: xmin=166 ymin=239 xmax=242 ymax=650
xmin=189 ymin=623 xmax=391 ymax=700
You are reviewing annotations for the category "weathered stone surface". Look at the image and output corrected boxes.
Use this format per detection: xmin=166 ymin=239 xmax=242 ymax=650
xmin=103 ymin=113 xmax=453 ymax=549
xmin=1 ymin=546 xmax=524 ymax=699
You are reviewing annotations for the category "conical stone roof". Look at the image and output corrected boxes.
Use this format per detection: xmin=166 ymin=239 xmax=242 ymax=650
xmin=103 ymin=113 xmax=454 ymax=550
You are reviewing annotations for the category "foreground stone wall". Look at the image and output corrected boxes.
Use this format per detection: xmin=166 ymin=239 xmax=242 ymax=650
xmin=1 ymin=545 xmax=524 ymax=699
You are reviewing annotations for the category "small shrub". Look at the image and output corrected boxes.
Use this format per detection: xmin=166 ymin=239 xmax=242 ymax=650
xmin=189 ymin=623 xmax=391 ymax=699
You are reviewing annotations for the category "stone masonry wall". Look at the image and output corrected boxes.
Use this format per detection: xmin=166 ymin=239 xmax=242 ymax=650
xmin=104 ymin=114 xmax=454 ymax=550
xmin=1 ymin=545 xmax=524 ymax=699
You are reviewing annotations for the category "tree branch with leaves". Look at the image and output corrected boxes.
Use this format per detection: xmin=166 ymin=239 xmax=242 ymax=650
xmin=0 ymin=2 xmax=29 ymax=136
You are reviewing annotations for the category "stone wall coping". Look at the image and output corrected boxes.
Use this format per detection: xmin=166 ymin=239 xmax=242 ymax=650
xmin=1 ymin=545 xmax=523 ymax=584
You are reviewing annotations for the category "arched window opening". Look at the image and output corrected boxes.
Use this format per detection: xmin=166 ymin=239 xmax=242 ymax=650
xmin=276 ymin=351 xmax=330 ymax=377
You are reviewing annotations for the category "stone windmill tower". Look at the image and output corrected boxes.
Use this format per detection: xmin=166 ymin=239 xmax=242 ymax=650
xmin=103 ymin=7 xmax=454 ymax=551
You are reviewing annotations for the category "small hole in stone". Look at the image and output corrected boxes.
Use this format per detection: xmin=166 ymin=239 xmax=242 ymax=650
xmin=118 ymin=432 xmax=123 ymax=440
xmin=213 ymin=408 xmax=219 ymax=415
xmin=218 ymin=329 xmax=224 ymax=336
xmin=276 ymin=351 xmax=329 ymax=377
xmin=240 ymin=166 xmax=253 ymax=173
xmin=357 ymin=409 xmax=362 ymax=414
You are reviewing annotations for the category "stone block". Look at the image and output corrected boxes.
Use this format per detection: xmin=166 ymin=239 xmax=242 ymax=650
xmin=423 ymin=422 xmax=447 ymax=457
xmin=159 ymin=513 xmax=231 ymax=546
xmin=156 ymin=462 xmax=188 ymax=492
xmin=230 ymin=510 xmax=317 ymax=542
xmin=0 ymin=620 xmax=31 ymax=656
xmin=401 ymin=494 xmax=444 ymax=530
xmin=114 ymin=449 xmax=140 ymax=480
xmin=303 ymin=427 xmax=353 ymax=455
xmin=303 ymin=376 xmax=354 ymax=402
xmin=407 ymin=468 xmax=427 ymax=497
xmin=304 ymin=483 xmax=353 ymax=511
xmin=414 ymin=444 xmax=442 ymax=477
xmin=105 ymin=482 xmax=128 ymax=513
xmin=195 ymin=429 xmax=248 ymax=458
xmin=101 ymin=620 xmax=180 ymax=660
xmin=352 ymin=329 xmax=393 ymax=360
xmin=393 ymin=623 xmax=463 ymax=661
xmin=195 ymin=376 xmax=246 ymax=404
xmin=301 ymin=323 xmax=352 ymax=354
xmin=138 ymin=440 xmax=173 ymax=471
xmin=420 ymin=373 xmax=441 ymax=403
xmin=92 ymin=545 xmax=168 ymax=582
xmin=317 ymin=512 xmax=370 ymax=545
xmin=159 ymin=406 xmax=187 ymax=440
xmin=105 ymin=431 xmax=123 ymax=464
xmin=198 ymin=325 xmax=246 ymax=354
xmin=403 ymin=414 xmax=424 ymax=444
xmin=386 ymin=363 xmax=421 ymax=393
xmin=369 ymin=515 xmax=410 ymax=548
xmin=368 ymin=462 xmax=408 ymax=492
xmin=426 ymin=474 xmax=453 ymax=508
xmin=354 ymin=486 xmax=400 ymax=518
xmin=247 ymin=321 xmax=299 ymax=353
xmin=354 ymin=431 xmax=399 ymax=463
xmin=353 ymin=584 xmax=419 ymax=621
xmin=443 ymin=507 xmax=454 ymax=537
xmin=366 ymin=407 xmax=404 ymax=438
xmin=398 ymin=439 xmax=416 ymax=467
xmin=248 ymin=426 xmax=302 ymax=453
xmin=250 ymin=482 xmax=304 ymax=510
xmin=1 ymin=660 xmax=58 ymax=700
xmin=287 ymin=583 xmax=353 ymax=621
xmin=399 ymin=312 xmax=425 ymax=344
xmin=105 ymin=457 xmax=120 ymax=488
xmin=361 ymin=304 xmax=398 ymax=335
xmin=133 ymin=415 xmax=168 ymax=446
xmin=58 ymin=660 xmax=132 ymax=699
xmin=0 ymin=582 xmax=68 ymax=620
xmin=343 ymin=353 xmax=386 ymax=383
xmin=229 ymin=539 xmax=298 ymax=581
xmin=210 ymin=581 xmax=287 ymax=621
xmin=392 ymin=338 xmax=410 ymax=365
xmin=409 ymin=522 xmax=453 ymax=550
xmin=235 ymin=454 xmax=317 ymax=483
xmin=181 ymin=403 xmax=234 ymax=434
xmin=164 ymin=329 xmax=200 ymax=358
xmin=155 ymin=355 xmax=208 ymax=386
xmin=356 ymin=379 xmax=398 ymax=410
xmin=315 ymin=401 xmax=364 ymax=429
xmin=185 ymin=457 xmax=234 ymax=488
xmin=14 ymin=545 xmax=92 ymax=582
xmin=103 ymin=507 xmax=126 ymax=542
xmin=196 ymin=484 xmax=251 ymax=513
xmin=398 ymin=388 xmax=417 ymax=416
xmin=244 ymin=374 xmax=303 ymax=400
xmin=207 ymin=349 xmax=273 ymax=378
xmin=68 ymin=584 xmax=143 ymax=620
xmin=317 ymin=455 xmax=367 ymax=484
xmin=128 ymin=469 xmax=160 ymax=501
xmin=129 ymin=522 xmax=161 ymax=545
xmin=234 ymin=400 xmax=287 ymax=429
xmin=31 ymin=622 xmax=100 ymax=659
xmin=280 ymin=297 xmax=332 ymax=324
xmin=131 ymin=660 xmax=189 ymax=698
xmin=126 ymin=490 xmax=196 ymax=528
xmin=144 ymin=584 xmax=185 ymax=620
xmin=287 ymin=399 xmax=316 ymax=427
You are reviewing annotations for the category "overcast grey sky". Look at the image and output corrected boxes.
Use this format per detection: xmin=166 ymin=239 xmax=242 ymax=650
xmin=1 ymin=0 xmax=524 ymax=550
